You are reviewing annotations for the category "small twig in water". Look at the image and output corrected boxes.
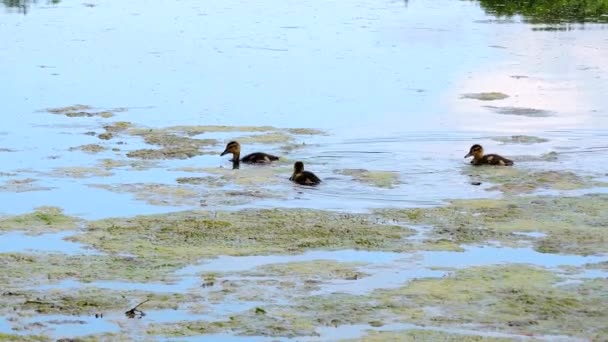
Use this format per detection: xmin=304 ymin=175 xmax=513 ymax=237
xmin=125 ymin=299 xmax=150 ymax=319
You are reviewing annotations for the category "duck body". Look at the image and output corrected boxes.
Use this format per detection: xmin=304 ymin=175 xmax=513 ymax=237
xmin=465 ymin=144 xmax=513 ymax=166
xmin=241 ymin=152 xmax=280 ymax=164
xmin=290 ymin=161 xmax=321 ymax=185
xmin=220 ymin=141 xmax=279 ymax=165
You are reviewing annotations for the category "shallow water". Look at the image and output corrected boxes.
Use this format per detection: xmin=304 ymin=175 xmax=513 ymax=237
xmin=1 ymin=0 xmax=608 ymax=340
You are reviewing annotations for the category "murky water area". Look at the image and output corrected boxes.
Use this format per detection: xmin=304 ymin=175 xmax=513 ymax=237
xmin=1 ymin=0 xmax=607 ymax=340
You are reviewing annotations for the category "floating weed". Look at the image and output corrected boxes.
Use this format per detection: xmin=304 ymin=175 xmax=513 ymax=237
xmin=88 ymin=183 xmax=201 ymax=206
xmin=45 ymin=105 xmax=122 ymax=119
xmin=70 ymin=209 xmax=413 ymax=264
xmin=483 ymin=106 xmax=553 ymax=117
xmin=465 ymin=167 xmax=606 ymax=194
xmin=49 ymin=167 xmax=113 ymax=179
xmin=461 ymin=92 xmax=509 ymax=101
xmin=344 ymin=329 xmax=513 ymax=341
xmin=68 ymin=144 xmax=107 ymax=154
xmin=378 ymin=194 xmax=608 ymax=255
xmin=336 ymin=169 xmax=401 ymax=189
xmin=0 ymin=178 xmax=53 ymax=193
xmin=242 ymin=260 xmax=368 ymax=281
xmin=0 ymin=207 xmax=79 ymax=234
xmin=489 ymin=135 xmax=549 ymax=144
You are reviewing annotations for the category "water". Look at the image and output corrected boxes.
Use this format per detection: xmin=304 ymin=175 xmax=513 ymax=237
xmin=1 ymin=0 xmax=606 ymax=218
xmin=1 ymin=0 xmax=607 ymax=340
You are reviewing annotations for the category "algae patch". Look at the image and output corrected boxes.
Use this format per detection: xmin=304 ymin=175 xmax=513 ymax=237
xmin=69 ymin=144 xmax=107 ymax=154
xmin=465 ymin=167 xmax=606 ymax=194
xmin=243 ymin=260 xmax=368 ymax=281
xmin=0 ymin=207 xmax=80 ymax=234
xmin=49 ymin=167 xmax=113 ymax=179
xmin=88 ymin=183 xmax=201 ymax=206
xmin=378 ymin=194 xmax=608 ymax=255
xmin=71 ymin=209 xmax=414 ymax=263
xmin=336 ymin=169 xmax=401 ymax=189
xmin=489 ymin=135 xmax=549 ymax=145
xmin=45 ymin=105 xmax=119 ymax=118
xmin=483 ymin=106 xmax=553 ymax=117
xmin=0 ymin=178 xmax=53 ymax=193
xmin=461 ymin=92 xmax=509 ymax=101
xmin=345 ymin=329 xmax=513 ymax=341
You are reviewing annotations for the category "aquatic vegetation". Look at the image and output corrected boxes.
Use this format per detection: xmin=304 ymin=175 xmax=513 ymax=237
xmin=336 ymin=169 xmax=401 ymax=189
xmin=489 ymin=135 xmax=549 ymax=144
xmin=345 ymin=329 xmax=513 ymax=341
xmin=126 ymin=147 xmax=207 ymax=160
xmin=0 ymin=253 xmax=187 ymax=287
xmin=483 ymin=106 xmax=553 ymax=117
xmin=465 ymin=167 xmax=607 ymax=194
xmin=71 ymin=209 xmax=413 ymax=264
xmin=378 ymin=194 xmax=608 ymax=255
xmin=0 ymin=333 xmax=47 ymax=342
xmin=0 ymin=178 xmax=53 ymax=193
xmin=68 ymin=144 xmax=107 ymax=154
xmin=0 ymin=206 xmax=79 ymax=234
xmin=473 ymin=0 xmax=608 ymax=24
xmin=89 ymin=183 xmax=201 ymax=206
xmin=45 ymin=105 xmax=116 ymax=118
xmin=234 ymin=132 xmax=294 ymax=144
xmin=0 ymin=286 xmax=189 ymax=317
xmin=461 ymin=92 xmax=509 ymax=101
xmin=242 ymin=260 xmax=368 ymax=281
xmin=49 ymin=166 xmax=113 ymax=178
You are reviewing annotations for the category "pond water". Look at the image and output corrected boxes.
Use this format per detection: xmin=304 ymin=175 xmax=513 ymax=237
xmin=1 ymin=0 xmax=607 ymax=218
xmin=1 ymin=0 xmax=607 ymax=340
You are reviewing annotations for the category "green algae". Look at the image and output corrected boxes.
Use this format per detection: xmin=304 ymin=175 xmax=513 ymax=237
xmin=126 ymin=147 xmax=207 ymax=160
xmin=45 ymin=105 xmax=117 ymax=118
xmin=176 ymin=176 xmax=225 ymax=186
xmin=483 ymin=106 xmax=553 ymax=117
xmin=0 ymin=207 xmax=80 ymax=234
xmin=461 ymin=92 xmax=509 ymax=101
xmin=89 ymin=183 xmax=201 ymax=206
xmin=151 ymin=264 xmax=607 ymax=339
xmin=465 ymin=167 xmax=606 ymax=194
xmin=102 ymin=121 xmax=133 ymax=133
xmin=378 ymin=194 xmax=608 ymax=255
xmin=0 ymin=287 xmax=190 ymax=317
xmin=243 ymin=260 xmax=368 ymax=281
xmin=233 ymin=132 xmax=293 ymax=144
xmin=336 ymin=169 xmax=401 ymax=189
xmin=0 ymin=334 xmax=48 ymax=342
xmin=345 ymin=329 xmax=513 ymax=341
xmin=374 ymin=265 xmax=608 ymax=339
xmin=0 ymin=178 xmax=53 ymax=193
xmin=68 ymin=144 xmax=107 ymax=153
xmin=0 ymin=253 xmax=185 ymax=287
xmin=71 ymin=209 xmax=413 ymax=264
xmin=489 ymin=135 xmax=549 ymax=144
xmin=49 ymin=167 xmax=113 ymax=178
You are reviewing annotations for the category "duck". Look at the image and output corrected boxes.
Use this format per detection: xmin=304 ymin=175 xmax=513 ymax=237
xmin=220 ymin=141 xmax=279 ymax=166
xmin=464 ymin=144 xmax=514 ymax=166
xmin=289 ymin=161 xmax=321 ymax=185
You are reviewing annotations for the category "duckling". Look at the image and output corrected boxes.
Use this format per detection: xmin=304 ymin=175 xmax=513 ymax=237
xmin=220 ymin=141 xmax=279 ymax=165
xmin=464 ymin=144 xmax=514 ymax=166
xmin=289 ymin=161 xmax=321 ymax=185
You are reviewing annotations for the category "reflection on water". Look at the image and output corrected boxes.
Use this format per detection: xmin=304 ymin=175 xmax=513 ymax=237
xmin=2 ymin=0 xmax=60 ymax=14
xmin=473 ymin=0 xmax=608 ymax=24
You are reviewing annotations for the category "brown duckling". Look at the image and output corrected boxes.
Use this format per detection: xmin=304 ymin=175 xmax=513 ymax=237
xmin=220 ymin=141 xmax=279 ymax=164
xmin=465 ymin=144 xmax=513 ymax=166
xmin=289 ymin=161 xmax=321 ymax=185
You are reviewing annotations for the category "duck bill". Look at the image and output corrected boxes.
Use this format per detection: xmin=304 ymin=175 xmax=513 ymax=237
xmin=220 ymin=149 xmax=229 ymax=156
xmin=464 ymin=152 xmax=473 ymax=158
